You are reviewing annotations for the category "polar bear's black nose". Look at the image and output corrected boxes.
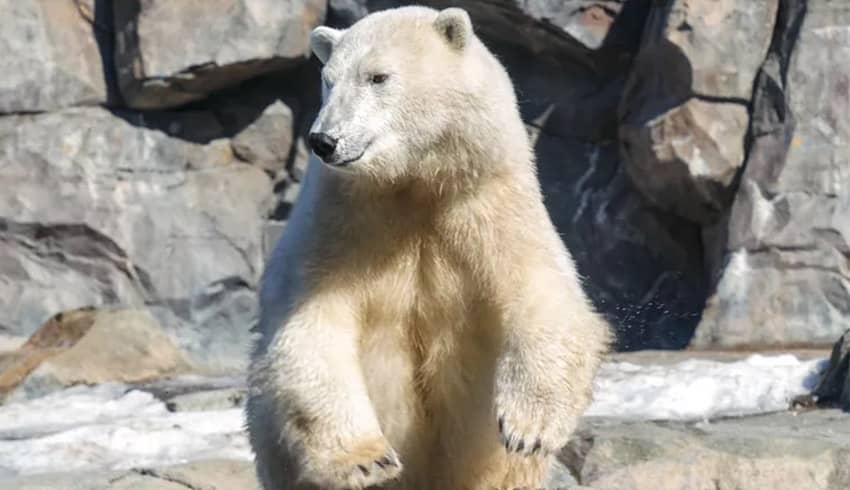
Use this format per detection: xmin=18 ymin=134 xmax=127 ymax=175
xmin=308 ymin=132 xmax=338 ymax=161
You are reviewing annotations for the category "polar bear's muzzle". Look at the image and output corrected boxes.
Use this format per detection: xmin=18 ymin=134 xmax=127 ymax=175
xmin=308 ymin=131 xmax=370 ymax=168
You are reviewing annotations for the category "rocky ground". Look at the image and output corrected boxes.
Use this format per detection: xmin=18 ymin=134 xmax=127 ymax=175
xmin=7 ymin=408 xmax=850 ymax=490
xmin=1 ymin=350 xmax=846 ymax=490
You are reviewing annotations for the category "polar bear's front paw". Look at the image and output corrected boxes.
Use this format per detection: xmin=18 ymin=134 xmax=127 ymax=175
xmin=495 ymin=381 xmax=577 ymax=457
xmin=298 ymin=436 xmax=403 ymax=489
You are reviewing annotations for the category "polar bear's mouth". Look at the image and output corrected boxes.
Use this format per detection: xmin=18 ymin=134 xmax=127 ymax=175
xmin=330 ymin=151 xmax=366 ymax=168
xmin=325 ymin=141 xmax=372 ymax=169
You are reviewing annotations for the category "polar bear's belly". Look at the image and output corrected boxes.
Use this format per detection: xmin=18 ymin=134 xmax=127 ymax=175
xmin=356 ymin=244 xmax=501 ymax=480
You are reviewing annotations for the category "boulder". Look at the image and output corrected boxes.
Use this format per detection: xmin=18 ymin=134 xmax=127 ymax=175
xmin=619 ymin=0 xmax=778 ymax=223
xmin=693 ymin=0 xmax=850 ymax=348
xmin=231 ymin=100 xmax=296 ymax=174
xmin=2 ymin=308 xmax=190 ymax=402
xmin=113 ymin=0 xmax=326 ymax=109
xmin=0 ymin=459 xmax=258 ymax=490
xmin=0 ymin=107 xmax=275 ymax=340
xmin=0 ymin=0 xmax=114 ymax=113
xmin=562 ymin=410 xmax=850 ymax=489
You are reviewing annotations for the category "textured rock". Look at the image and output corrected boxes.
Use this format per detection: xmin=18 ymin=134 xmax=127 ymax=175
xmin=231 ymin=100 xmax=295 ymax=174
xmin=0 ymin=0 xmax=114 ymax=113
xmin=0 ymin=107 xmax=275 ymax=339
xmin=149 ymin=277 xmax=259 ymax=373
xmin=619 ymin=0 xmax=778 ymax=223
xmin=0 ymin=308 xmax=96 ymax=397
xmin=3 ymin=308 xmax=190 ymax=402
xmin=326 ymin=0 xmax=626 ymax=49
xmin=0 ymin=459 xmax=258 ymax=490
xmin=533 ymin=130 xmax=706 ymax=350
xmin=503 ymin=0 xmax=625 ymax=50
xmin=113 ymin=0 xmax=326 ymax=109
xmin=693 ymin=0 xmax=850 ymax=348
xmin=562 ymin=410 xmax=850 ymax=489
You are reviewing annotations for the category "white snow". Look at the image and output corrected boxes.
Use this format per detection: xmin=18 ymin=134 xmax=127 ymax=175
xmin=0 ymin=384 xmax=250 ymax=477
xmin=587 ymin=354 xmax=828 ymax=420
xmin=0 ymin=354 xmax=829 ymax=477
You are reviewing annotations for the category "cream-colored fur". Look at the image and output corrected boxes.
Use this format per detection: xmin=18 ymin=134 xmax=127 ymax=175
xmin=246 ymin=6 xmax=610 ymax=490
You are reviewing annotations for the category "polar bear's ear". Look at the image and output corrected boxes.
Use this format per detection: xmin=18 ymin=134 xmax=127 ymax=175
xmin=310 ymin=26 xmax=343 ymax=64
xmin=434 ymin=8 xmax=473 ymax=51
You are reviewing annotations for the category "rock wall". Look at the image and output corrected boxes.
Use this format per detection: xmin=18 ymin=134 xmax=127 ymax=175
xmin=0 ymin=0 xmax=847 ymax=373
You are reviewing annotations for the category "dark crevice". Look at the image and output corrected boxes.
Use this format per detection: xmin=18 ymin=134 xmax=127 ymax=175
xmin=690 ymin=92 xmax=750 ymax=106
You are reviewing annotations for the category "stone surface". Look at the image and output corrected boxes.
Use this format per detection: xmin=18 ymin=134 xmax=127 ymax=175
xmin=562 ymin=410 xmax=850 ymax=489
xmin=693 ymin=1 xmax=850 ymax=348
xmin=113 ymin=0 xmax=326 ymax=109
xmin=619 ymin=0 xmax=778 ymax=223
xmin=2 ymin=308 xmax=190 ymax=402
xmin=0 ymin=107 xmax=275 ymax=342
xmin=3 ymin=410 xmax=850 ymax=489
xmin=0 ymin=0 xmax=114 ymax=113
xmin=0 ymin=459 xmax=258 ymax=490
xmin=231 ymin=100 xmax=295 ymax=174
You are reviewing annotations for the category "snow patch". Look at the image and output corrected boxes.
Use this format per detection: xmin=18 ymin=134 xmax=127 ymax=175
xmin=587 ymin=354 xmax=828 ymax=420
xmin=0 ymin=384 xmax=249 ymax=477
xmin=0 ymin=354 xmax=829 ymax=477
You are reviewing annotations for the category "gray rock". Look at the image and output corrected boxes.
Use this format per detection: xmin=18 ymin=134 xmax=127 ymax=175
xmin=231 ymin=100 xmax=296 ymax=174
xmin=562 ymin=410 xmax=850 ymax=489
xmin=0 ymin=0 xmax=114 ymax=113
xmin=0 ymin=107 xmax=275 ymax=340
xmin=0 ymin=459 xmax=258 ymax=490
xmin=693 ymin=0 xmax=850 ymax=348
xmin=329 ymin=0 xmax=625 ymax=50
xmin=113 ymin=0 xmax=326 ymax=109
xmin=149 ymin=277 xmax=260 ymax=373
xmin=502 ymin=0 xmax=625 ymax=50
xmin=619 ymin=0 xmax=778 ymax=223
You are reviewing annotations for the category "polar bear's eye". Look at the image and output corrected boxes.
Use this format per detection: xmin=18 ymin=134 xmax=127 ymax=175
xmin=369 ymin=73 xmax=389 ymax=85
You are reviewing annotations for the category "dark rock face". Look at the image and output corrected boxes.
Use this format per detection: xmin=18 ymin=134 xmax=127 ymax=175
xmin=808 ymin=329 xmax=850 ymax=410
xmin=0 ymin=0 xmax=847 ymax=366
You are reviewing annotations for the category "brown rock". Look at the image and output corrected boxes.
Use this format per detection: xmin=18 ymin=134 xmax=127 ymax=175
xmin=3 ymin=308 xmax=190 ymax=401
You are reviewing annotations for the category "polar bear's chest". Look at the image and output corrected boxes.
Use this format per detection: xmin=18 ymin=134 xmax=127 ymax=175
xmin=361 ymin=238 xmax=481 ymax=330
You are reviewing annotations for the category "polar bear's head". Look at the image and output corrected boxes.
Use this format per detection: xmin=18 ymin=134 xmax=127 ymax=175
xmin=307 ymin=6 xmax=526 ymax=184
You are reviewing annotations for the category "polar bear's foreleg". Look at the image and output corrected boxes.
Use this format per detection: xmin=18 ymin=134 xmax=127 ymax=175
xmin=252 ymin=296 xmax=403 ymax=489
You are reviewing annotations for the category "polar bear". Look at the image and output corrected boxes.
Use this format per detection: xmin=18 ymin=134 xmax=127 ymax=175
xmin=246 ymin=6 xmax=610 ymax=490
